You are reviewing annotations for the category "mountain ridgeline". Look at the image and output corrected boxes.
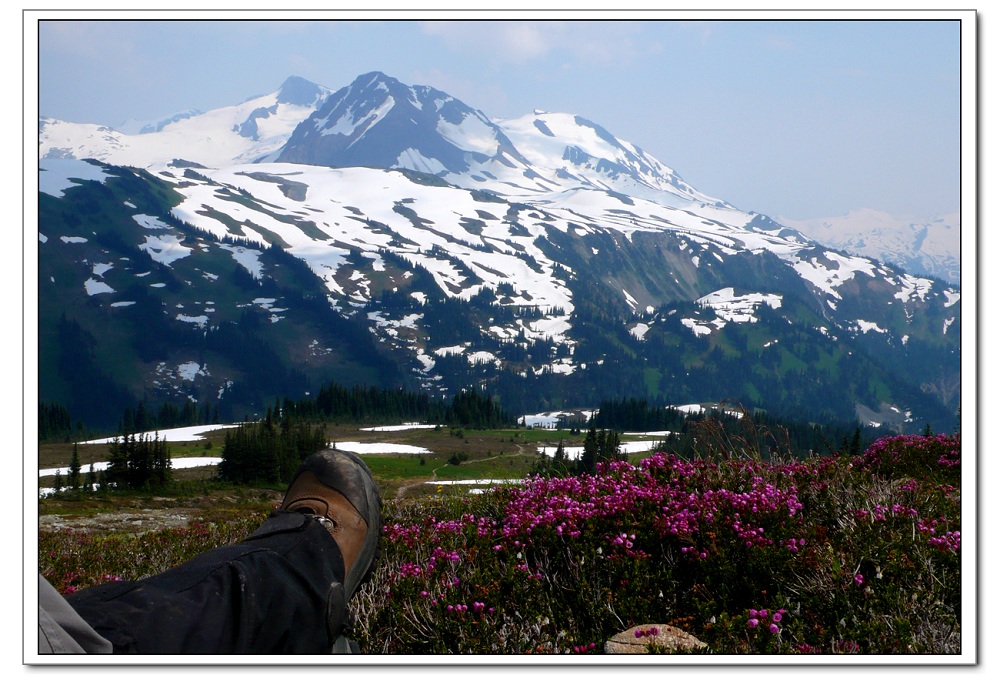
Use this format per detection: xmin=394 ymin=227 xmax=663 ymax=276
xmin=38 ymin=72 xmax=960 ymax=434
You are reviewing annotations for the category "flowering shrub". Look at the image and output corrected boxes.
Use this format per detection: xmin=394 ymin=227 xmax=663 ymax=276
xmin=40 ymin=435 xmax=961 ymax=655
xmin=853 ymin=433 xmax=961 ymax=485
xmin=354 ymin=438 xmax=961 ymax=655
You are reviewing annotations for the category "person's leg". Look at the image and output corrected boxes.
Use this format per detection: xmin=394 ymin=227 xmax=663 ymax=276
xmin=39 ymin=574 xmax=113 ymax=654
xmin=66 ymin=510 xmax=346 ymax=653
xmin=62 ymin=449 xmax=381 ymax=654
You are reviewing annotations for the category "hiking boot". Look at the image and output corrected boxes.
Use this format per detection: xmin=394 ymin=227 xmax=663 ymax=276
xmin=280 ymin=449 xmax=382 ymax=598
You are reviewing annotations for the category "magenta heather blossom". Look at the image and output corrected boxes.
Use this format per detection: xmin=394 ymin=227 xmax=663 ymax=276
xmin=853 ymin=433 xmax=961 ymax=484
xmin=497 ymin=452 xmax=807 ymax=562
xmin=928 ymin=530 xmax=961 ymax=553
xmin=748 ymin=607 xmax=786 ymax=632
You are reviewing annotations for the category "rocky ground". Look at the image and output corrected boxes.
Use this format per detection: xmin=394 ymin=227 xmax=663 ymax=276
xmin=37 ymin=491 xmax=282 ymax=534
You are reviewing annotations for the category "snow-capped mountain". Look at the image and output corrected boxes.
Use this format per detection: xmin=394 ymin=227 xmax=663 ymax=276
xmin=39 ymin=76 xmax=332 ymax=168
xmin=778 ymin=209 xmax=960 ymax=286
xmin=36 ymin=73 xmax=961 ymax=433
xmin=277 ymin=72 xmax=725 ymax=210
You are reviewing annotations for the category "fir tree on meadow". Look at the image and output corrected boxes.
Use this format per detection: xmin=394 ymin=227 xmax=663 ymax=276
xmin=534 ymin=438 xmax=571 ymax=477
xmin=579 ymin=425 xmax=599 ymax=475
xmin=552 ymin=439 xmax=568 ymax=475
xmin=577 ymin=425 xmax=622 ymax=475
xmin=104 ymin=431 xmax=172 ymax=490
xmin=68 ymin=443 xmax=82 ymax=491
xmin=217 ymin=404 xmax=327 ymax=485
xmin=598 ymin=429 xmax=622 ymax=464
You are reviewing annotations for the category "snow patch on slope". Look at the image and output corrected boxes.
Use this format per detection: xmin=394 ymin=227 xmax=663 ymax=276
xmin=39 ymin=158 xmax=111 ymax=197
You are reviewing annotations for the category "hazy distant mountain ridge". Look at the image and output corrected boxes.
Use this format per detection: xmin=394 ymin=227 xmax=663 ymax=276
xmin=780 ymin=209 xmax=960 ymax=286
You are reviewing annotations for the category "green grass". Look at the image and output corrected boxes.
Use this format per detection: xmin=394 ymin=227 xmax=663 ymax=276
xmin=358 ymin=453 xmax=534 ymax=480
xmin=431 ymin=455 xmax=536 ymax=480
xmin=469 ymin=428 xmax=576 ymax=442
xmin=741 ymin=381 xmax=762 ymax=404
xmin=169 ymin=441 xmax=224 ymax=458
xmin=777 ymin=347 xmax=809 ymax=375
xmin=357 ymin=455 xmax=446 ymax=480
xmin=643 ymin=368 xmax=663 ymax=396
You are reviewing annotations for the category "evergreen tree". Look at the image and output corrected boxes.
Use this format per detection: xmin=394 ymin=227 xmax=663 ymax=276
xmin=106 ymin=435 xmax=128 ymax=488
xmin=553 ymin=439 xmax=568 ymax=475
xmin=52 ymin=470 xmax=63 ymax=494
xmin=135 ymin=401 xmax=149 ymax=433
xmin=599 ymin=430 xmax=622 ymax=463
xmin=68 ymin=444 xmax=82 ymax=491
xmin=39 ymin=402 xmax=73 ymax=442
xmin=579 ymin=425 xmax=598 ymax=475
xmin=217 ymin=414 xmax=327 ymax=485
xmin=103 ymin=430 xmax=172 ymax=490
xmin=151 ymin=432 xmax=173 ymax=488
xmin=849 ymin=427 xmax=862 ymax=456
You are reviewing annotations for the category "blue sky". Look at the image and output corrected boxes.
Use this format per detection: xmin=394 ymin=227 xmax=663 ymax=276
xmin=35 ymin=14 xmax=965 ymax=221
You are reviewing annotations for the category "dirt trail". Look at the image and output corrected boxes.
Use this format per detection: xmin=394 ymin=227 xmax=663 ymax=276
xmin=394 ymin=443 xmax=527 ymax=499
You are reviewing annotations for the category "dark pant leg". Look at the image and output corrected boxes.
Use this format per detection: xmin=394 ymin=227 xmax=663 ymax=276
xmin=67 ymin=510 xmax=345 ymax=654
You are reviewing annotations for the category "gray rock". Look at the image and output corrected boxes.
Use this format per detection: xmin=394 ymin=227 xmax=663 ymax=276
xmin=604 ymin=624 xmax=707 ymax=654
